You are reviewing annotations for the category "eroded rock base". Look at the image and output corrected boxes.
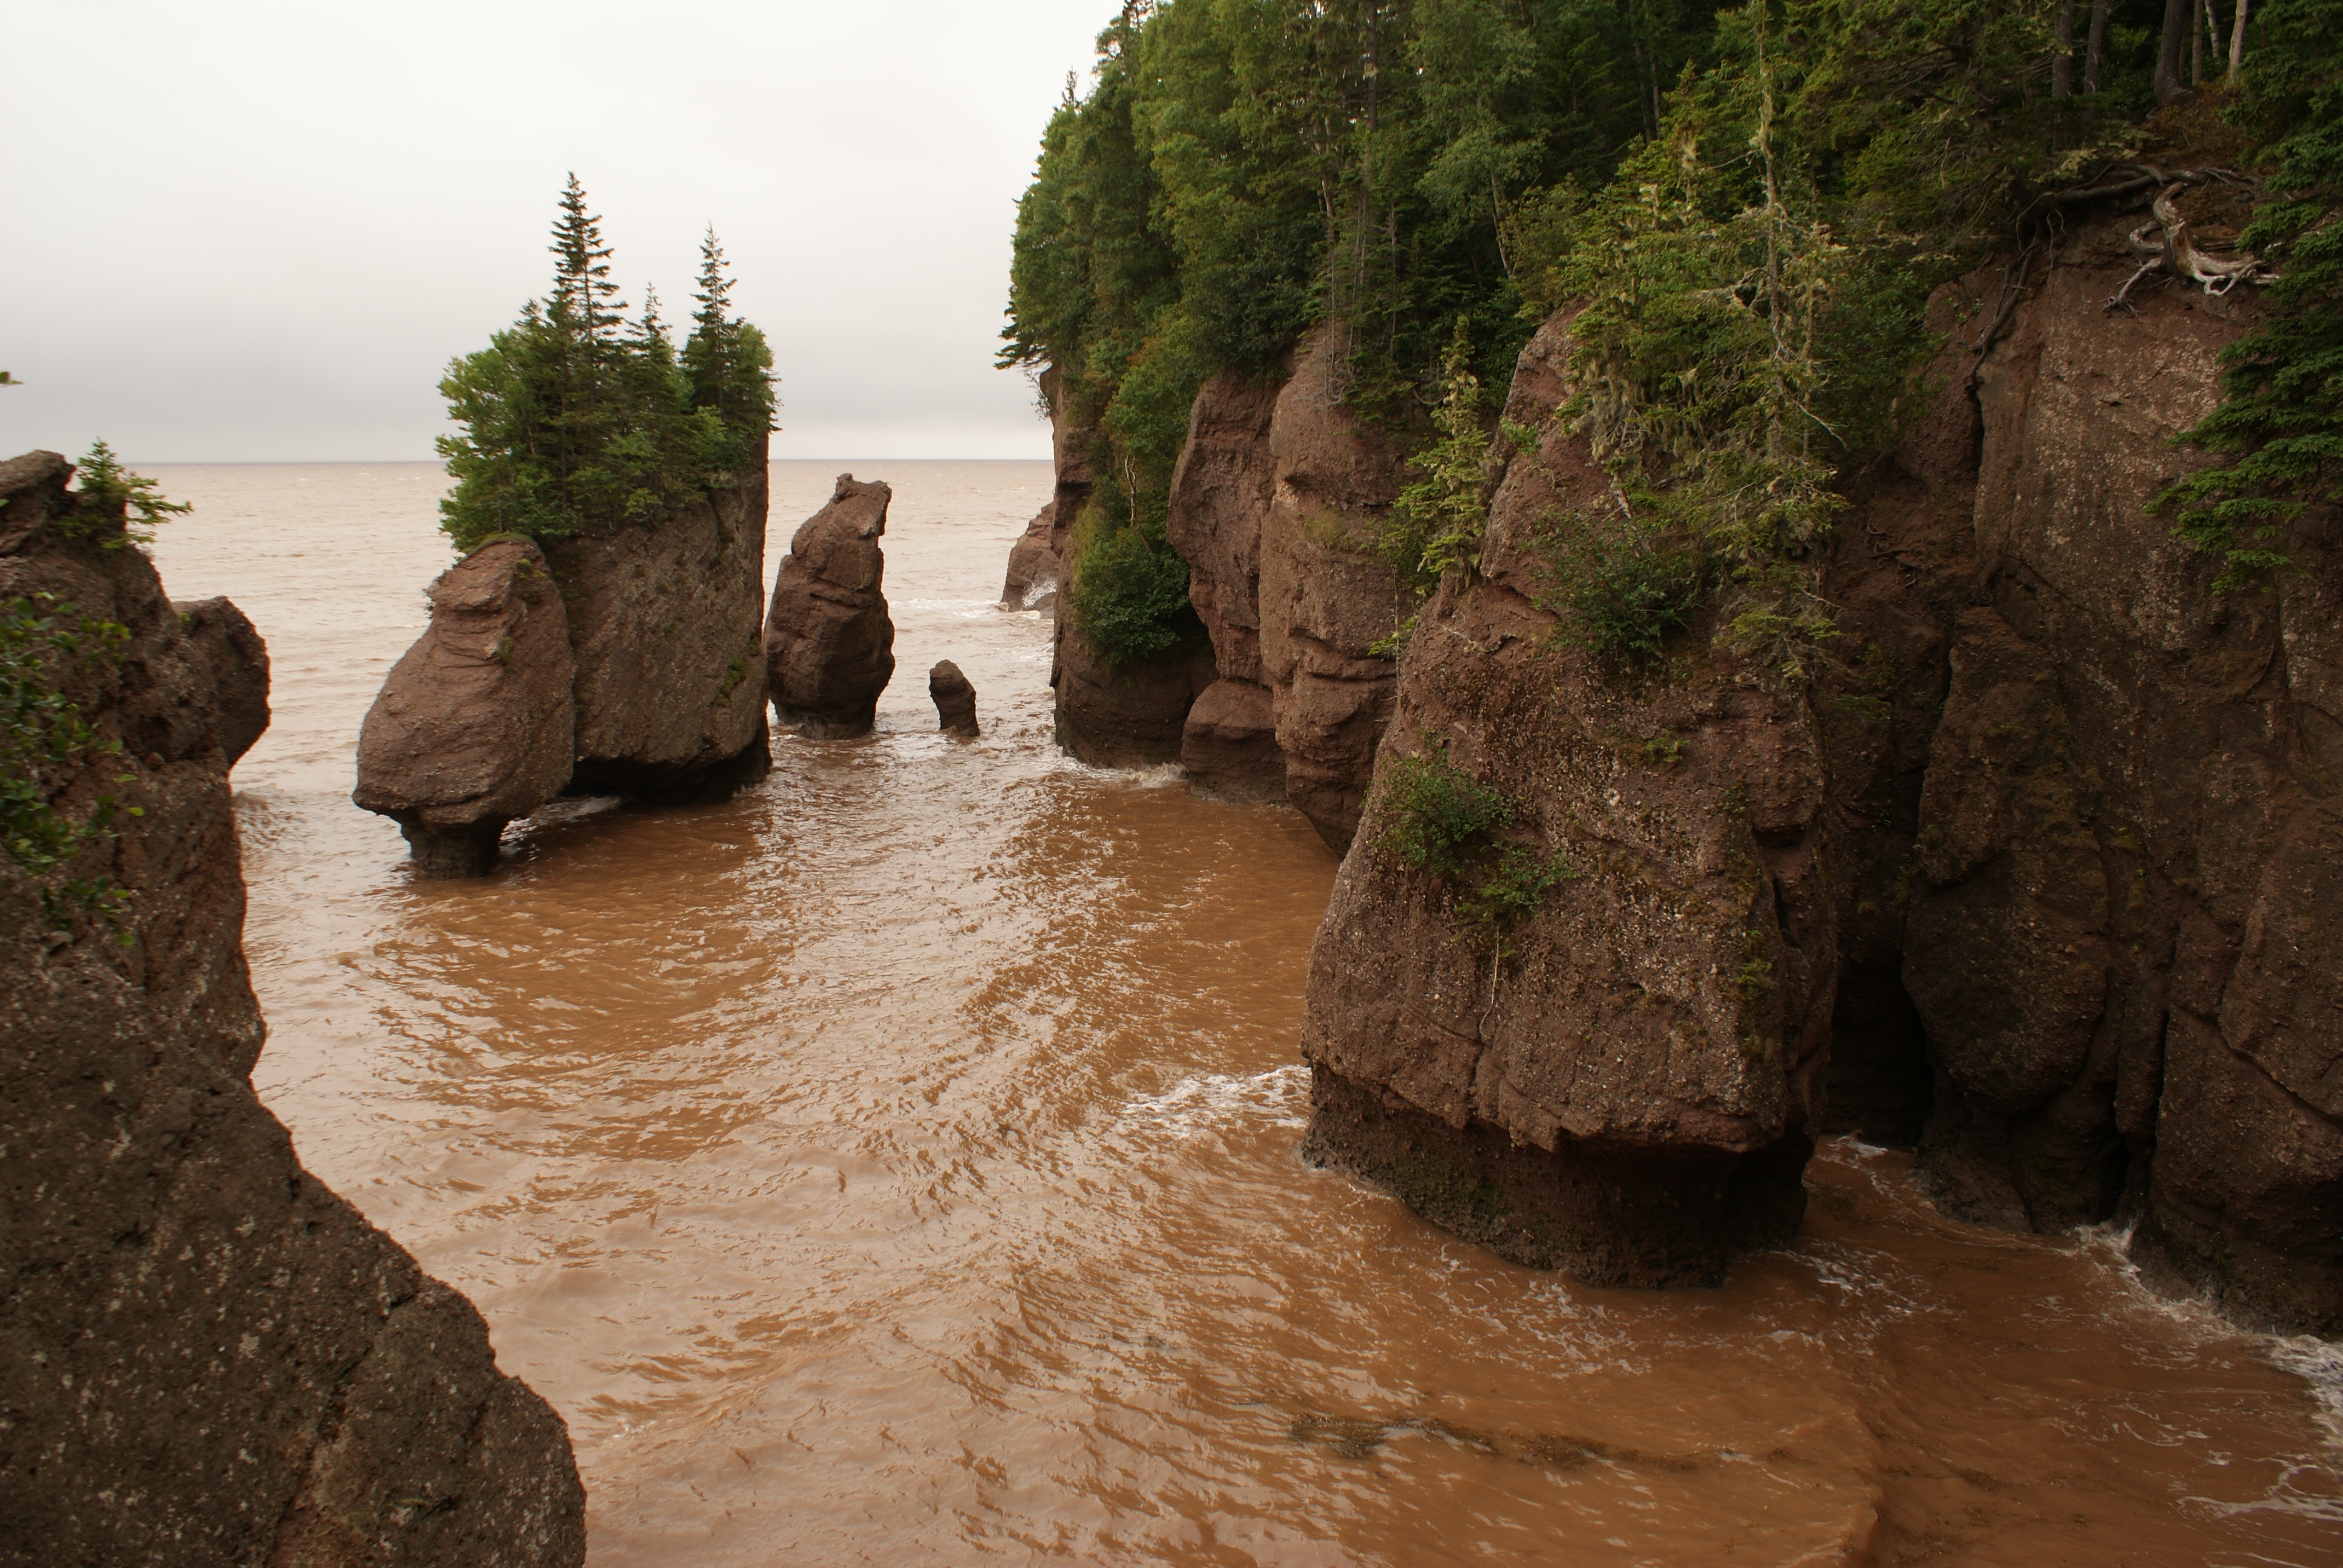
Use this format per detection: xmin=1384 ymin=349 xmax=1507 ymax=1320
xmin=1301 ymin=1067 xmax=1810 ymax=1288
xmin=401 ymin=821 xmax=505 ymax=878
xmin=572 ymin=717 xmax=773 ymax=803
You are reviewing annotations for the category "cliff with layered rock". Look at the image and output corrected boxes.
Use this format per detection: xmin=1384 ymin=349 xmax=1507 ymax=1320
xmin=1 ymin=451 xmax=586 ymax=1564
xmin=1302 ymin=203 xmax=2343 ymax=1333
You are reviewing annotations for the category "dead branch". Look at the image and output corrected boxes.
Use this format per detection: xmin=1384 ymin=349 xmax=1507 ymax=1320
xmin=2106 ymin=180 xmax=2276 ymax=310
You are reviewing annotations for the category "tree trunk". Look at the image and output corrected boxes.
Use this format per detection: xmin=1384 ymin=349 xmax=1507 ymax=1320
xmin=2227 ymin=0 xmax=2249 ymax=77
xmin=2156 ymin=0 xmax=2188 ymax=100
xmin=2085 ymin=0 xmax=2110 ymax=91
xmin=2054 ymin=0 xmax=2076 ymax=97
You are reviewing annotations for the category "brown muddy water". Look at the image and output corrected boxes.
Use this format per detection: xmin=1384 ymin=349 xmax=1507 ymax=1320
xmin=149 ymin=461 xmax=2342 ymax=1566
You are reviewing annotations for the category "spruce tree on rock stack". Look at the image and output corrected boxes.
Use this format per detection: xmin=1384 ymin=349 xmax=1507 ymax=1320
xmin=359 ymin=178 xmax=778 ymax=868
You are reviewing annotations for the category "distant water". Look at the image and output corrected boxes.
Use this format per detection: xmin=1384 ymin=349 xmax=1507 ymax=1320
xmin=146 ymin=461 xmax=2343 ymax=1565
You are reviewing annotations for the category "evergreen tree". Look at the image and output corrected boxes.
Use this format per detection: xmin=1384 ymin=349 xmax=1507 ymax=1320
xmin=437 ymin=180 xmax=774 ymax=554
xmin=682 ymin=227 xmax=778 ymax=478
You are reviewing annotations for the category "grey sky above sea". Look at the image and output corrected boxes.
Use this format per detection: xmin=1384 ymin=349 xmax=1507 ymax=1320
xmin=1 ymin=0 xmax=1112 ymax=463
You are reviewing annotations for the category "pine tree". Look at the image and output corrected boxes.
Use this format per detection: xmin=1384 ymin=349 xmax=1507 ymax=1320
xmin=682 ymin=227 xmax=776 ymax=477
xmin=438 ymin=182 xmax=772 ymax=553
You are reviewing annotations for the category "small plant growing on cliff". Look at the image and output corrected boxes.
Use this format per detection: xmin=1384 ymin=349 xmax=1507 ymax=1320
xmin=62 ymin=442 xmax=189 ymax=548
xmin=1533 ymin=511 xmax=1702 ymax=667
xmin=1377 ymin=737 xmax=1572 ymax=948
xmin=1 ymin=594 xmax=137 ymax=933
xmin=437 ymin=176 xmax=776 ymax=555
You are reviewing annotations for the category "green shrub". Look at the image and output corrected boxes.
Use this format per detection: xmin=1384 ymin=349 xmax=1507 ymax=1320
xmin=1533 ymin=512 xmax=1703 ymax=666
xmin=1377 ymin=739 xmax=1573 ymax=947
xmin=62 ymin=441 xmax=189 ymax=548
xmin=1 ymin=593 xmax=137 ymax=933
xmin=1066 ymin=508 xmax=1200 ymax=668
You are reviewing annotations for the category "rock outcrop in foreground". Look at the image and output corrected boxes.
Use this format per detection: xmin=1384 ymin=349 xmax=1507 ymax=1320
xmin=353 ymin=540 xmax=577 ymax=877
xmin=1302 ymin=310 xmax=1826 ymax=1287
xmin=765 ymin=474 xmax=897 ymax=738
xmin=930 ymin=659 xmax=980 ymax=738
xmin=1303 ymin=203 xmax=2343 ymax=1331
xmin=0 ymin=451 xmax=585 ymax=1565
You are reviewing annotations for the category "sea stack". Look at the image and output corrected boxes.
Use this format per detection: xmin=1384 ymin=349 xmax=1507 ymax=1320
xmin=172 ymin=596 xmax=271 ymax=768
xmin=929 ymin=659 xmax=980 ymax=737
xmin=764 ymin=474 xmax=897 ymax=738
xmin=1000 ymin=501 xmax=1059 ymax=611
xmin=353 ymin=539 xmax=577 ymax=877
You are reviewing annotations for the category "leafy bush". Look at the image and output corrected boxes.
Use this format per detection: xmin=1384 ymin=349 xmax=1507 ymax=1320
xmin=1066 ymin=507 xmax=1201 ymax=668
xmin=1533 ymin=511 xmax=1703 ymax=666
xmin=2 ymin=593 xmax=137 ymax=932
xmin=438 ymin=178 xmax=775 ymax=555
xmin=1380 ymin=742 xmax=1515 ymax=880
xmin=1378 ymin=739 xmax=1573 ymax=946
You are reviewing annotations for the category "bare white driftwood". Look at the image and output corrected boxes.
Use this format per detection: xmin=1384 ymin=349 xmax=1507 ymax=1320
xmin=2106 ymin=175 xmax=2276 ymax=310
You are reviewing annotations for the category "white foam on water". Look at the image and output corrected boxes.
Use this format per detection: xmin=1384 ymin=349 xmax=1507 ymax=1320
xmin=1119 ymin=1062 xmax=1311 ymax=1138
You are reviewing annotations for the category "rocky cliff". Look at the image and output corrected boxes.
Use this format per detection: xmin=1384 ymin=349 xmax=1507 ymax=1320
xmin=548 ymin=438 xmax=772 ymax=799
xmin=1300 ymin=206 xmax=2343 ymax=1333
xmin=1 ymin=452 xmax=586 ymax=1563
xmin=355 ymin=539 xmax=577 ymax=876
xmin=1045 ymin=332 xmax=1413 ymax=840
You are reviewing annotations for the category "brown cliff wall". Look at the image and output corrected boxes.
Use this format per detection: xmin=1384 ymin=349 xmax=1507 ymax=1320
xmin=0 ymin=452 xmax=587 ymax=1564
xmin=1299 ymin=206 xmax=2343 ymax=1332
xmin=546 ymin=434 xmax=771 ymax=801
xmin=1300 ymin=313 xmax=1829 ymax=1286
xmin=1851 ymin=215 xmax=2342 ymax=1333
xmin=1078 ymin=333 xmax=1414 ymax=837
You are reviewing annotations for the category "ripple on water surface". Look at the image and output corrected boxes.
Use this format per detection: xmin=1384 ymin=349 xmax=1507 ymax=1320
xmin=146 ymin=462 xmax=2343 ymax=1566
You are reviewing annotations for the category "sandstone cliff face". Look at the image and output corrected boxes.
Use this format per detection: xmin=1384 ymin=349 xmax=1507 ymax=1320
xmin=1062 ymin=335 xmax=1411 ymax=832
xmin=546 ymin=439 xmax=772 ymax=800
xmin=1166 ymin=373 xmax=1285 ymax=800
xmin=353 ymin=540 xmax=577 ymax=876
xmin=1300 ymin=315 xmax=1828 ymax=1286
xmin=0 ymin=452 xmax=585 ymax=1566
xmin=1850 ymin=217 xmax=2342 ymax=1334
xmin=764 ymin=474 xmax=897 ymax=739
xmin=1257 ymin=332 xmax=1415 ymax=848
xmin=1303 ymin=207 xmax=2343 ymax=1330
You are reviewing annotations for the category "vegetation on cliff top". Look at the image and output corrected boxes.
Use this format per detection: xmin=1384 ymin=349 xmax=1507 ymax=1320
xmin=2167 ymin=1 xmax=2343 ymax=589
xmin=437 ymin=177 xmax=776 ymax=556
xmin=1009 ymin=0 xmax=2307 ymax=665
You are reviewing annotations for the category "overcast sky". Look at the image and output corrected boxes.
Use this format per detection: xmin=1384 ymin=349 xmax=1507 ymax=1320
xmin=1 ymin=0 xmax=1113 ymax=462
